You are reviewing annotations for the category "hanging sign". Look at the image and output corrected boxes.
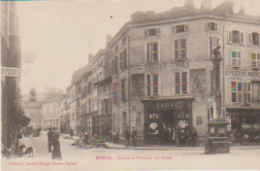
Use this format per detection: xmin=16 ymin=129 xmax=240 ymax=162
xmin=1 ymin=67 xmax=19 ymax=77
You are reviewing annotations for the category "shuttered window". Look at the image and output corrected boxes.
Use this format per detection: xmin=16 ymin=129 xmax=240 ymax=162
xmin=175 ymin=72 xmax=188 ymax=95
xmin=231 ymin=81 xmax=242 ymax=103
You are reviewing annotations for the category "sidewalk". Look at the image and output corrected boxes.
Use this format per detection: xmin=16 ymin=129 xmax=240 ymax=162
xmin=105 ymin=142 xmax=260 ymax=150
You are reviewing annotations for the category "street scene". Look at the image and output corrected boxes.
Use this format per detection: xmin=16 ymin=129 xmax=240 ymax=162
xmin=1 ymin=0 xmax=260 ymax=170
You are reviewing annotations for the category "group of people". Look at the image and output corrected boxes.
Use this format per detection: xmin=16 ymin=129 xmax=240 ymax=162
xmin=47 ymin=128 xmax=62 ymax=159
xmin=125 ymin=127 xmax=137 ymax=147
xmin=175 ymin=127 xmax=198 ymax=146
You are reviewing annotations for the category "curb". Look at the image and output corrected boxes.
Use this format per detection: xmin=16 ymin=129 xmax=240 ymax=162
xmin=105 ymin=142 xmax=260 ymax=151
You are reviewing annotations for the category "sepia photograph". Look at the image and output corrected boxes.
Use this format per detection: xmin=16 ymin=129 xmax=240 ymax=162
xmin=1 ymin=0 xmax=260 ymax=170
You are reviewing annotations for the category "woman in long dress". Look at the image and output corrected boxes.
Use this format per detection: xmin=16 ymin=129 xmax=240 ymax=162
xmin=52 ymin=133 xmax=62 ymax=160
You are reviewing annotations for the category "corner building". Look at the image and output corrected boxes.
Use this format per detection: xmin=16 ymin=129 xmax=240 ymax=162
xmin=106 ymin=0 xmax=260 ymax=145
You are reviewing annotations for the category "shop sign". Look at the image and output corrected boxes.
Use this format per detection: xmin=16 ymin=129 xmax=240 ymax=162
xmin=1 ymin=67 xmax=19 ymax=77
xmin=225 ymin=69 xmax=260 ymax=78
xmin=155 ymin=101 xmax=185 ymax=109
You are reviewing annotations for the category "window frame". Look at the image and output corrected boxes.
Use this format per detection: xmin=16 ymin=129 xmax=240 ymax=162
xmin=251 ymin=52 xmax=260 ymax=69
xmin=174 ymin=38 xmax=187 ymax=60
xmin=230 ymin=81 xmax=243 ymax=103
xmin=231 ymin=50 xmax=241 ymax=68
xmin=146 ymin=73 xmax=160 ymax=97
xmin=174 ymin=71 xmax=189 ymax=95
xmin=145 ymin=41 xmax=160 ymax=63
xmin=207 ymin=22 xmax=218 ymax=31
xmin=173 ymin=24 xmax=189 ymax=33
xmin=144 ymin=27 xmax=160 ymax=37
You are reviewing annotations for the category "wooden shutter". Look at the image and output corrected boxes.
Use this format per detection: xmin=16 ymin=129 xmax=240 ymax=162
xmin=240 ymin=32 xmax=244 ymax=44
xmin=214 ymin=23 xmax=218 ymax=31
xmin=147 ymin=74 xmax=151 ymax=96
xmin=175 ymin=72 xmax=181 ymax=95
xmin=185 ymin=24 xmax=189 ymax=32
xmin=228 ymin=30 xmax=232 ymax=43
xmin=153 ymin=74 xmax=159 ymax=96
xmin=172 ymin=26 xmax=176 ymax=33
xmin=144 ymin=30 xmax=147 ymax=37
xmin=156 ymin=28 xmax=160 ymax=35
xmin=248 ymin=32 xmax=252 ymax=45
xmin=182 ymin=72 xmax=188 ymax=94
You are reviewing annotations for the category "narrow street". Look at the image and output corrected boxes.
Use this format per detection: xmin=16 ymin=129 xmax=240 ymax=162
xmin=4 ymin=131 xmax=260 ymax=170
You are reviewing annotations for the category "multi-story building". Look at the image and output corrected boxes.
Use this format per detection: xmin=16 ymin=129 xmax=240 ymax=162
xmin=105 ymin=0 xmax=260 ymax=144
xmin=93 ymin=47 xmax=112 ymax=137
xmin=1 ymin=1 xmax=30 ymax=155
xmin=41 ymin=99 xmax=60 ymax=130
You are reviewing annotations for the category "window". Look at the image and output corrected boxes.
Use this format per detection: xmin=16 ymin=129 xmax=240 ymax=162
xmin=196 ymin=116 xmax=203 ymax=125
xmin=228 ymin=30 xmax=243 ymax=44
xmin=207 ymin=22 xmax=218 ymax=31
xmin=145 ymin=28 xmax=160 ymax=37
xmin=251 ymin=53 xmax=260 ymax=68
xmin=121 ymin=79 xmax=126 ymax=101
xmin=120 ymin=49 xmax=127 ymax=69
xmin=175 ymin=72 xmax=188 ymax=95
xmin=252 ymin=82 xmax=260 ymax=103
xmin=231 ymin=81 xmax=242 ymax=103
xmin=146 ymin=42 xmax=159 ymax=63
xmin=231 ymin=51 xmax=241 ymax=67
xmin=249 ymin=32 xmax=260 ymax=45
xmin=121 ymin=36 xmax=127 ymax=46
xmin=146 ymin=74 xmax=159 ymax=97
xmin=112 ymin=57 xmax=118 ymax=74
xmin=175 ymin=39 xmax=187 ymax=59
xmin=173 ymin=24 xmax=189 ymax=33
xmin=209 ymin=36 xmax=220 ymax=58
xmin=111 ymin=83 xmax=118 ymax=103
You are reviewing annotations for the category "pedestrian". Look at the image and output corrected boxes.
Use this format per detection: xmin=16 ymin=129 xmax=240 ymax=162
xmin=172 ymin=127 xmax=176 ymax=144
xmin=191 ymin=128 xmax=198 ymax=147
xmin=52 ymin=132 xmax=62 ymax=160
xmin=131 ymin=127 xmax=137 ymax=147
xmin=125 ymin=127 xmax=130 ymax=147
xmin=70 ymin=128 xmax=74 ymax=137
xmin=47 ymin=128 xmax=54 ymax=152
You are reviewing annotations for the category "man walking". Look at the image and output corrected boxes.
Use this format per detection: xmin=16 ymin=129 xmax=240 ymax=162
xmin=47 ymin=128 xmax=54 ymax=152
xmin=125 ymin=127 xmax=130 ymax=147
xmin=131 ymin=127 xmax=137 ymax=147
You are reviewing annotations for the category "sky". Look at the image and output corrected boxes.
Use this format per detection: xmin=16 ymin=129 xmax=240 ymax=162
xmin=17 ymin=0 xmax=260 ymax=95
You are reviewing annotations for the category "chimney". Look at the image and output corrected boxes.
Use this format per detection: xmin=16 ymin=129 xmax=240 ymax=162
xmin=184 ymin=0 xmax=194 ymax=8
xmin=201 ymin=0 xmax=212 ymax=10
xmin=238 ymin=0 xmax=245 ymax=15
xmin=106 ymin=35 xmax=112 ymax=45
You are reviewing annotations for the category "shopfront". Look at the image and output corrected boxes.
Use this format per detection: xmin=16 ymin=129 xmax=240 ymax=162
xmin=227 ymin=108 xmax=260 ymax=144
xmin=142 ymin=98 xmax=194 ymax=144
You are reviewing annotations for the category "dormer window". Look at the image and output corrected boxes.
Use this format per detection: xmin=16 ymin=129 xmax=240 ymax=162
xmin=145 ymin=28 xmax=160 ymax=37
xmin=173 ymin=24 xmax=189 ymax=33
xmin=207 ymin=22 xmax=218 ymax=31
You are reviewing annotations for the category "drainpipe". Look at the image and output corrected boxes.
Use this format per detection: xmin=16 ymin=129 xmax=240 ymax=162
xmin=127 ymin=32 xmax=131 ymax=129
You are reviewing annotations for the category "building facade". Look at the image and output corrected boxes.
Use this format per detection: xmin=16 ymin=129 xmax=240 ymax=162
xmin=41 ymin=100 xmax=60 ymax=130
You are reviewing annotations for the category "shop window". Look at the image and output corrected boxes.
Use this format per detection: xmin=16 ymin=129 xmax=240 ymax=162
xmin=231 ymin=81 xmax=242 ymax=103
xmin=120 ymin=49 xmax=127 ymax=69
xmin=231 ymin=51 xmax=241 ymax=67
xmin=175 ymin=72 xmax=188 ymax=95
xmin=209 ymin=36 xmax=220 ymax=58
xmin=252 ymin=82 xmax=260 ymax=103
xmin=121 ymin=79 xmax=126 ymax=102
xmin=207 ymin=22 xmax=218 ymax=31
xmin=251 ymin=53 xmax=260 ymax=68
xmin=249 ymin=32 xmax=260 ymax=45
xmin=228 ymin=30 xmax=243 ymax=44
xmin=175 ymin=39 xmax=187 ymax=59
xmin=196 ymin=116 xmax=203 ymax=125
xmin=131 ymin=74 xmax=144 ymax=97
xmin=146 ymin=42 xmax=159 ymax=63
xmin=144 ymin=28 xmax=160 ymax=37
xmin=146 ymin=74 xmax=159 ymax=97
xmin=173 ymin=24 xmax=189 ymax=33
